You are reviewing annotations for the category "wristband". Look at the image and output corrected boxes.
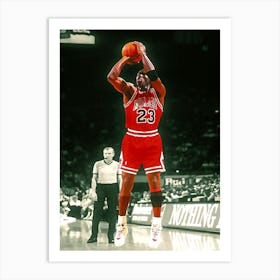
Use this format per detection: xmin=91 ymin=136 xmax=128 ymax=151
xmin=146 ymin=70 xmax=158 ymax=81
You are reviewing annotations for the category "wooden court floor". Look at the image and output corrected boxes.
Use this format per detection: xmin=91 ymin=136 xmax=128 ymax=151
xmin=60 ymin=217 xmax=220 ymax=251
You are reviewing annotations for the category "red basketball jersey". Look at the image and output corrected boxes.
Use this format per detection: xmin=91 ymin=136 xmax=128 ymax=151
xmin=124 ymin=87 xmax=163 ymax=132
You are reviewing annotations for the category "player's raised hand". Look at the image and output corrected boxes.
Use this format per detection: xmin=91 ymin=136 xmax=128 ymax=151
xmin=134 ymin=41 xmax=146 ymax=56
xmin=122 ymin=54 xmax=138 ymax=65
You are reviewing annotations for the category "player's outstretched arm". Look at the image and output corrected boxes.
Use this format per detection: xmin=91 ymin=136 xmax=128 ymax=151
xmin=107 ymin=56 xmax=135 ymax=99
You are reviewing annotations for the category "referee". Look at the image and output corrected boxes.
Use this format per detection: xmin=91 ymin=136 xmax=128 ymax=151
xmin=87 ymin=147 xmax=122 ymax=244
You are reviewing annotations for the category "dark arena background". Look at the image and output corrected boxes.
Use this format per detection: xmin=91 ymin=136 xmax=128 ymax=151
xmin=60 ymin=30 xmax=221 ymax=250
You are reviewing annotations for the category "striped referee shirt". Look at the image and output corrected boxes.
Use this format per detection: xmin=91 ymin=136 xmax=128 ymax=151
xmin=93 ymin=160 xmax=121 ymax=184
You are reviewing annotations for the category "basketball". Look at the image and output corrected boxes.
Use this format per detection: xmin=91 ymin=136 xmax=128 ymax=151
xmin=121 ymin=42 xmax=142 ymax=64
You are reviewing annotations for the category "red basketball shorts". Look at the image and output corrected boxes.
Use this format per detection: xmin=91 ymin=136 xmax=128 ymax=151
xmin=119 ymin=131 xmax=166 ymax=175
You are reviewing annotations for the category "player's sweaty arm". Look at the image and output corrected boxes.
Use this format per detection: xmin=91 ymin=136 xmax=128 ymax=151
xmin=107 ymin=56 xmax=134 ymax=99
xmin=135 ymin=41 xmax=166 ymax=102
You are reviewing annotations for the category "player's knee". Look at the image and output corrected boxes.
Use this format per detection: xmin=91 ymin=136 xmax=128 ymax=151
xmin=150 ymin=191 xmax=163 ymax=207
xmin=120 ymin=173 xmax=135 ymax=195
xmin=122 ymin=172 xmax=135 ymax=185
xmin=147 ymin=173 xmax=161 ymax=189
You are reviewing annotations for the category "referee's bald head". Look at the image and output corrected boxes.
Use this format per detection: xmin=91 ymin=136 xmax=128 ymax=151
xmin=103 ymin=147 xmax=115 ymax=157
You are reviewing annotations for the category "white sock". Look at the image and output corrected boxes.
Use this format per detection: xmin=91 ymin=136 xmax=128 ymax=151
xmin=152 ymin=216 xmax=161 ymax=225
xmin=118 ymin=215 xmax=127 ymax=224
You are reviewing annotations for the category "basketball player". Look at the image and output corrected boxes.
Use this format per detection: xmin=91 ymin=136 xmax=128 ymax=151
xmin=107 ymin=41 xmax=166 ymax=248
xmin=87 ymin=147 xmax=122 ymax=244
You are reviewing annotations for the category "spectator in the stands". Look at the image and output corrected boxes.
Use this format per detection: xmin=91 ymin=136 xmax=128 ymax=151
xmin=80 ymin=188 xmax=93 ymax=219
xmin=69 ymin=194 xmax=82 ymax=218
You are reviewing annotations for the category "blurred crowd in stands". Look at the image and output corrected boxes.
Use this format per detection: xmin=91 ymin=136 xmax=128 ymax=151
xmin=60 ymin=188 xmax=94 ymax=221
xmin=60 ymin=174 xmax=220 ymax=221
xmin=136 ymin=174 xmax=220 ymax=203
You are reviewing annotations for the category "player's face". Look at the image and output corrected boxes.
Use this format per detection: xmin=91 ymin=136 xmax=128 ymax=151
xmin=103 ymin=149 xmax=114 ymax=161
xmin=136 ymin=73 xmax=150 ymax=91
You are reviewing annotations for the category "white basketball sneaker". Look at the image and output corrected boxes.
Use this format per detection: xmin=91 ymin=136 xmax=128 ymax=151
xmin=148 ymin=218 xmax=162 ymax=248
xmin=114 ymin=216 xmax=128 ymax=247
xmin=114 ymin=223 xmax=128 ymax=247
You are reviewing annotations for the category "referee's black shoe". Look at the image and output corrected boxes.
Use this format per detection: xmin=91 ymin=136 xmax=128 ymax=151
xmin=87 ymin=236 xmax=97 ymax=243
xmin=108 ymin=235 xmax=114 ymax=244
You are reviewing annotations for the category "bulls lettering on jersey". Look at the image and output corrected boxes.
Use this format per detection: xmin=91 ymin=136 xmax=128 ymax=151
xmin=124 ymin=87 xmax=163 ymax=132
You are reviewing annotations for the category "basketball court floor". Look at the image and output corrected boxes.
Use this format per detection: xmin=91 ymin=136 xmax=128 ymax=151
xmin=60 ymin=218 xmax=220 ymax=251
